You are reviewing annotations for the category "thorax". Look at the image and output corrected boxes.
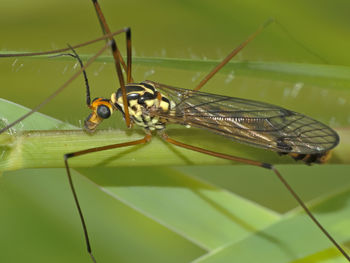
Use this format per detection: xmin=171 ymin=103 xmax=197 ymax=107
xmin=111 ymin=81 xmax=174 ymax=130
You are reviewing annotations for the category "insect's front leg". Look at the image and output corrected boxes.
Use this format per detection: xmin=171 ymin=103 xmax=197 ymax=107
xmin=64 ymin=132 xmax=152 ymax=263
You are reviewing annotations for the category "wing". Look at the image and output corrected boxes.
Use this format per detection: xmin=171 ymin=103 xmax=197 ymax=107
xmin=148 ymin=81 xmax=339 ymax=154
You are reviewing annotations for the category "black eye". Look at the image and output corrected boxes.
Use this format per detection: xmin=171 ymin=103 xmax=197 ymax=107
xmin=97 ymin=105 xmax=111 ymax=119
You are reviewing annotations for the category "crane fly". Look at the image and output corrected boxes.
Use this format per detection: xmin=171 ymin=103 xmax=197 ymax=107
xmin=0 ymin=0 xmax=348 ymax=262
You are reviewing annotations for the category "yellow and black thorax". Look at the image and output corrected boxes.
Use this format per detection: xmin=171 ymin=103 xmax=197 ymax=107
xmin=111 ymin=81 xmax=174 ymax=130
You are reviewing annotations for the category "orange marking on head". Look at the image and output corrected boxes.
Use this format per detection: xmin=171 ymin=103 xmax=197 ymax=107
xmin=90 ymin=98 xmax=113 ymax=112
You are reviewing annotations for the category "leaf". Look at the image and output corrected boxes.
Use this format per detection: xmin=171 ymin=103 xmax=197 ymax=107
xmin=0 ymin=98 xmax=77 ymax=132
xmin=194 ymin=187 xmax=350 ymax=263
xmin=1 ymin=100 xmax=349 ymax=263
xmin=1 ymin=99 xmax=349 ymax=171
xmin=0 ymin=168 xmax=206 ymax=263
xmin=3 ymin=51 xmax=350 ymax=90
xmin=78 ymin=167 xmax=280 ymax=250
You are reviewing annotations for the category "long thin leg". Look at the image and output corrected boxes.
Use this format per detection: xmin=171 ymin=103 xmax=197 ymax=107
xmin=0 ymin=29 xmax=127 ymax=58
xmin=0 ymin=41 xmax=113 ymax=134
xmin=91 ymin=0 xmax=133 ymax=128
xmin=0 ymin=28 xmax=132 ymax=132
xmin=64 ymin=133 xmax=152 ymax=263
xmin=274 ymin=20 xmax=329 ymax=64
xmin=126 ymin=28 xmax=132 ymax=83
xmin=91 ymin=0 xmax=132 ymax=82
xmin=1 ymin=26 xmax=133 ymax=127
xmin=194 ymin=18 xmax=274 ymax=91
xmin=160 ymin=132 xmax=350 ymax=261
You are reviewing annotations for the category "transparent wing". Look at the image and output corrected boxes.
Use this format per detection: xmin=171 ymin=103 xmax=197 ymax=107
xmin=149 ymin=81 xmax=339 ymax=154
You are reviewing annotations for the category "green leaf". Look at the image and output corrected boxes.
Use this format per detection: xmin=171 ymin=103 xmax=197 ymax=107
xmin=1 ymin=168 xmax=206 ymax=263
xmin=4 ymin=53 xmax=350 ymax=90
xmin=78 ymin=167 xmax=280 ymax=250
xmin=1 ymin=101 xmax=349 ymax=263
xmin=194 ymin=187 xmax=350 ymax=263
xmin=0 ymin=98 xmax=77 ymax=131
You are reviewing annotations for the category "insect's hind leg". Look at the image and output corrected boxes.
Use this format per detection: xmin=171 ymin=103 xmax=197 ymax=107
xmin=159 ymin=132 xmax=350 ymax=261
xmin=194 ymin=18 xmax=274 ymax=91
xmin=64 ymin=133 xmax=152 ymax=263
xmin=193 ymin=19 xmax=329 ymax=92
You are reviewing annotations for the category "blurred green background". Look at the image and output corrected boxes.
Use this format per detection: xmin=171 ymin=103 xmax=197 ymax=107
xmin=0 ymin=0 xmax=350 ymax=262
xmin=1 ymin=0 xmax=350 ymax=126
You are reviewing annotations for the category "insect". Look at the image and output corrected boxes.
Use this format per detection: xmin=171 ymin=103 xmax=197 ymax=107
xmin=0 ymin=0 xmax=349 ymax=263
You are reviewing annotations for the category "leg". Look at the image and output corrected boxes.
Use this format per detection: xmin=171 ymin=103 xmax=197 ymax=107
xmin=0 ymin=22 xmax=133 ymax=127
xmin=64 ymin=133 xmax=152 ymax=263
xmin=0 ymin=28 xmax=128 ymax=58
xmin=194 ymin=18 xmax=274 ymax=91
xmin=108 ymin=38 xmax=132 ymax=128
xmin=0 ymin=27 xmax=133 ymax=134
xmin=159 ymin=132 xmax=350 ymax=261
xmin=0 ymin=41 xmax=112 ymax=134
xmin=91 ymin=0 xmax=132 ymax=83
xmin=193 ymin=19 xmax=330 ymax=92
xmin=91 ymin=0 xmax=133 ymax=128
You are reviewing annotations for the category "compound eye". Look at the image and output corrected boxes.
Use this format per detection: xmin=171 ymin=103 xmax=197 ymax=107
xmin=97 ymin=105 xmax=111 ymax=119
